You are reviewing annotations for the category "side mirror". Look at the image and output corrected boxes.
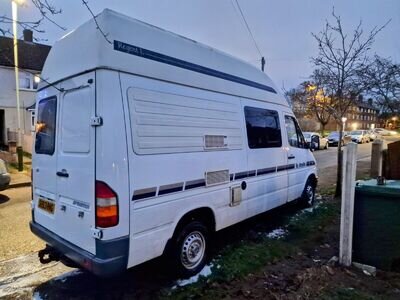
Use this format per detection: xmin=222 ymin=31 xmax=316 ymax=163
xmin=305 ymin=142 xmax=316 ymax=151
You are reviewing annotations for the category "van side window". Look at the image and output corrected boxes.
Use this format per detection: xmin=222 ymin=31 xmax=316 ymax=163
xmin=244 ymin=106 xmax=282 ymax=149
xmin=285 ymin=116 xmax=306 ymax=148
xmin=35 ymin=97 xmax=57 ymax=155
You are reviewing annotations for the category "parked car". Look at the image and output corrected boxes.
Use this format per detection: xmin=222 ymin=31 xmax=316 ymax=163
xmin=303 ymin=132 xmax=329 ymax=150
xmin=374 ymin=128 xmax=390 ymax=136
xmin=327 ymin=131 xmax=348 ymax=146
xmin=0 ymin=159 xmax=10 ymax=191
xmin=349 ymin=130 xmax=370 ymax=143
xmin=30 ymin=10 xmax=318 ymax=278
xmin=367 ymin=130 xmax=379 ymax=141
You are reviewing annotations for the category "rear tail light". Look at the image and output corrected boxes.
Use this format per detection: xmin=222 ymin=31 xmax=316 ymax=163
xmin=95 ymin=181 xmax=119 ymax=228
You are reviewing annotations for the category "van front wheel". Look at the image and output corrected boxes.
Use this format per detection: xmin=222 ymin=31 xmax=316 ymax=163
xmin=172 ymin=221 xmax=209 ymax=278
xmin=300 ymin=179 xmax=315 ymax=208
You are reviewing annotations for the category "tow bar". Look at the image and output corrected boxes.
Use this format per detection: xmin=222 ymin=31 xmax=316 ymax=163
xmin=38 ymin=245 xmax=60 ymax=264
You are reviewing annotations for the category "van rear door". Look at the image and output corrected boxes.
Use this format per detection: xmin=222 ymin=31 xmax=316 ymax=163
xmin=33 ymin=72 xmax=96 ymax=254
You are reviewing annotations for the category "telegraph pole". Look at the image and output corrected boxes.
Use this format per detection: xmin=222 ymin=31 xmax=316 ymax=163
xmin=261 ymin=56 xmax=265 ymax=72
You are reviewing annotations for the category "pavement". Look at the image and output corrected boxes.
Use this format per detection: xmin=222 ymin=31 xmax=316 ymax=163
xmin=9 ymin=172 xmax=31 ymax=188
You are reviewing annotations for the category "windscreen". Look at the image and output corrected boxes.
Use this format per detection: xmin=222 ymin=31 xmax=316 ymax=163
xmin=328 ymin=131 xmax=339 ymax=137
xmin=351 ymin=130 xmax=362 ymax=135
xmin=35 ymin=97 xmax=57 ymax=155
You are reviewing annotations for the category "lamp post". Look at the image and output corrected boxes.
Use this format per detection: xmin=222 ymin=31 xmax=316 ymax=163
xmin=392 ymin=116 xmax=398 ymax=129
xmin=11 ymin=0 xmax=24 ymax=171
xmin=341 ymin=117 xmax=347 ymax=133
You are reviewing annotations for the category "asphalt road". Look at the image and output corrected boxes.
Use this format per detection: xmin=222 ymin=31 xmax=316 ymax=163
xmin=312 ymin=136 xmax=400 ymax=171
xmin=313 ymin=141 xmax=372 ymax=171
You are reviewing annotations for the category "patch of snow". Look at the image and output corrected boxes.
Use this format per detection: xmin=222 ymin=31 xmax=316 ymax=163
xmin=175 ymin=264 xmax=213 ymax=287
xmin=266 ymin=228 xmax=287 ymax=239
xmin=32 ymin=292 xmax=44 ymax=300
xmin=52 ymin=269 xmax=83 ymax=283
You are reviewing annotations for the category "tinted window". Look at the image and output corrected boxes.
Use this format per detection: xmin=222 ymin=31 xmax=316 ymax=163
xmin=244 ymin=106 xmax=282 ymax=149
xmin=35 ymin=97 xmax=57 ymax=155
xmin=285 ymin=116 xmax=306 ymax=148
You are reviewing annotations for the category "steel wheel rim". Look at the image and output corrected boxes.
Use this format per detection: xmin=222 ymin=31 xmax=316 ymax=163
xmin=306 ymin=185 xmax=314 ymax=205
xmin=181 ymin=231 xmax=206 ymax=269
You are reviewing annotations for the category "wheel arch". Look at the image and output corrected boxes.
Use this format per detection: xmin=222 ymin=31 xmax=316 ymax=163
xmin=162 ymin=206 xmax=216 ymax=255
xmin=307 ymin=172 xmax=318 ymax=188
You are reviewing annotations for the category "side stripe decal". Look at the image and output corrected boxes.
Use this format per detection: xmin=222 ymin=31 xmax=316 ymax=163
xmin=113 ymin=40 xmax=277 ymax=94
xmin=132 ymin=160 xmax=316 ymax=201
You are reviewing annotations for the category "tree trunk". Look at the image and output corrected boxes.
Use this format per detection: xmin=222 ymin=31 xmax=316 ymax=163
xmin=320 ymin=123 xmax=326 ymax=136
xmin=335 ymin=122 xmax=344 ymax=198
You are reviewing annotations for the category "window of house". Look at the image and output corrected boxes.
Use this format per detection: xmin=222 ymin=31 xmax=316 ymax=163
xmin=19 ymin=72 xmax=31 ymax=89
xmin=35 ymin=97 xmax=57 ymax=155
xmin=244 ymin=106 xmax=282 ymax=149
xmin=285 ymin=115 xmax=306 ymax=148
xmin=18 ymin=72 xmax=40 ymax=90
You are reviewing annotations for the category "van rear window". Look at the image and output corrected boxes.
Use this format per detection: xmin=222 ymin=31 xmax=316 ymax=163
xmin=35 ymin=97 xmax=57 ymax=155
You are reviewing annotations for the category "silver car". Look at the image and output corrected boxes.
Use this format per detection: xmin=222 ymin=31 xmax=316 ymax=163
xmin=349 ymin=130 xmax=370 ymax=144
xmin=303 ymin=132 xmax=329 ymax=150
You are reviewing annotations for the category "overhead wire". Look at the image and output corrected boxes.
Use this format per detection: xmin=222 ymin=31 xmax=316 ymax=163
xmin=231 ymin=0 xmax=263 ymax=58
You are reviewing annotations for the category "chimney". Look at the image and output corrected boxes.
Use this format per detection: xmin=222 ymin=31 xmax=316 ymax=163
xmin=23 ymin=29 xmax=33 ymax=42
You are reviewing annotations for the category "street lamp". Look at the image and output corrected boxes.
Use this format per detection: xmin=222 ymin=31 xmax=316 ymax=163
xmin=392 ymin=116 xmax=398 ymax=129
xmin=11 ymin=0 xmax=24 ymax=171
xmin=341 ymin=117 xmax=347 ymax=132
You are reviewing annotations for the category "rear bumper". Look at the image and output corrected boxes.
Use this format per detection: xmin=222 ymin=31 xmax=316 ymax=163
xmin=30 ymin=221 xmax=128 ymax=277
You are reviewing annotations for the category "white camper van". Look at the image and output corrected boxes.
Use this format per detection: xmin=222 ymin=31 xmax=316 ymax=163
xmin=30 ymin=9 xmax=317 ymax=277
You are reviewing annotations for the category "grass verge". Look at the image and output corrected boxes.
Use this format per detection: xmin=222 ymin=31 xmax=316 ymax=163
xmin=7 ymin=162 xmax=31 ymax=173
xmin=161 ymin=199 xmax=339 ymax=299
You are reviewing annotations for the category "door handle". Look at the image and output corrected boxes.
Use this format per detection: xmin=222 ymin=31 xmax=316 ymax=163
xmin=56 ymin=170 xmax=69 ymax=178
xmin=288 ymin=154 xmax=296 ymax=160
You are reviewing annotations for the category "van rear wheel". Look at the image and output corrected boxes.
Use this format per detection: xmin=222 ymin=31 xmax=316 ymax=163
xmin=171 ymin=221 xmax=209 ymax=278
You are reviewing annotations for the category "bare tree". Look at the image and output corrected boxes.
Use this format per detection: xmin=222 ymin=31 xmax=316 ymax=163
xmin=287 ymin=75 xmax=334 ymax=135
xmin=359 ymin=55 xmax=400 ymax=114
xmin=311 ymin=8 xmax=389 ymax=197
xmin=81 ymin=0 xmax=112 ymax=44
xmin=0 ymin=0 xmax=65 ymax=40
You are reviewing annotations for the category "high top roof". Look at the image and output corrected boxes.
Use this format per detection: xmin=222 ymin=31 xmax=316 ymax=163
xmin=41 ymin=9 xmax=287 ymax=106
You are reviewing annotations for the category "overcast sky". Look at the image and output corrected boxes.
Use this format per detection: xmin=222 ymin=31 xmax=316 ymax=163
xmin=1 ymin=0 xmax=399 ymax=89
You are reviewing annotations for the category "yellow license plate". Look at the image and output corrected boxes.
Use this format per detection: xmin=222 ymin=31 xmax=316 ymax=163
xmin=38 ymin=198 xmax=55 ymax=214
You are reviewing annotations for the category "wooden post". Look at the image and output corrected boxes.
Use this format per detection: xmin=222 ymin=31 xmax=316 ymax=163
xmin=370 ymin=139 xmax=383 ymax=178
xmin=339 ymin=142 xmax=357 ymax=266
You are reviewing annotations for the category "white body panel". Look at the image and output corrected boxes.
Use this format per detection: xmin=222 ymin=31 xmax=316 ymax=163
xmin=32 ymin=9 xmax=317 ymax=272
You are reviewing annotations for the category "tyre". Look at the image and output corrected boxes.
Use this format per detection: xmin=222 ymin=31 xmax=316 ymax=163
xmin=300 ymin=178 xmax=315 ymax=208
xmin=170 ymin=221 xmax=209 ymax=278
